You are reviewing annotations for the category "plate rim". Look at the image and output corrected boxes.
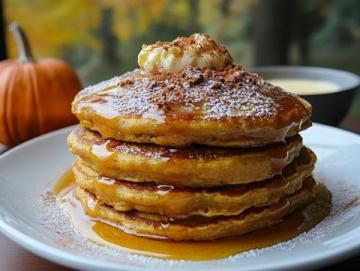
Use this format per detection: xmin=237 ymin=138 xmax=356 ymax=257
xmin=0 ymin=123 xmax=359 ymax=271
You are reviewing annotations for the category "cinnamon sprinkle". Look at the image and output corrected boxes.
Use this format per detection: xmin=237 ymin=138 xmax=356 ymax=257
xmin=149 ymin=33 xmax=230 ymax=57
xmin=76 ymin=64 xmax=307 ymax=121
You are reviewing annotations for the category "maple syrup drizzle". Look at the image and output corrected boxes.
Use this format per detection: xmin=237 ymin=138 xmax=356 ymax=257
xmin=55 ymin=170 xmax=331 ymax=261
xmin=266 ymin=142 xmax=289 ymax=174
xmin=53 ymin=169 xmax=74 ymax=195
xmin=83 ymin=126 xmax=299 ymax=162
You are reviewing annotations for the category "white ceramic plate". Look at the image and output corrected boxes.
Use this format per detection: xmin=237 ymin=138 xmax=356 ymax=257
xmin=0 ymin=123 xmax=360 ymax=271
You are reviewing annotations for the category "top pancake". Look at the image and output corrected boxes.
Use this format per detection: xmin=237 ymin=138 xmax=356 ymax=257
xmin=72 ymin=65 xmax=312 ymax=147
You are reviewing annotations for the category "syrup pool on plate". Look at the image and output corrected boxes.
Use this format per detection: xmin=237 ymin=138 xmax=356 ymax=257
xmin=54 ymin=170 xmax=331 ymax=261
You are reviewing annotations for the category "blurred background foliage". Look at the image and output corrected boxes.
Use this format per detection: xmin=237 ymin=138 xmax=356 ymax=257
xmin=3 ymin=0 xmax=360 ymax=119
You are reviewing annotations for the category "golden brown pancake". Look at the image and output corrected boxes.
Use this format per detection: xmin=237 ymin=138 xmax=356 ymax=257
xmin=72 ymin=65 xmax=311 ymax=147
xmin=73 ymin=147 xmax=316 ymax=217
xmin=68 ymin=127 xmax=303 ymax=186
xmin=75 ymin=177 xmax=316 ymax=241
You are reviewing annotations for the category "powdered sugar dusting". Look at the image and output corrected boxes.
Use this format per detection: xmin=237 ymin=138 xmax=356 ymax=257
xmin=228 ymin=180 xmax=359 ymax=260
xmin=73 ymin=65 xmax=308 ymax=122
xmin=37 ymin=144 xmax=360 ymax=269
xmin=39 ymin=173 xmax=360 ymax=268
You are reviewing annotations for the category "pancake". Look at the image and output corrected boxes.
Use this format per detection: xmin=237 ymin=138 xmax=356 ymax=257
xmin=75 ymin=177 xmax=316 ymax=241
xmin=73 ymin=147 xmax=316 ymax=217
xmin=68 ymin=127 xmax=303 ymax=186
xmin=72 ymin=65 xmax=311 ymax=147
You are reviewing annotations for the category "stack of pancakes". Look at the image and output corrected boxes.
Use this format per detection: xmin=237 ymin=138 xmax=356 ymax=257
xmin=68 ymin=40 xmax=316 ymax=241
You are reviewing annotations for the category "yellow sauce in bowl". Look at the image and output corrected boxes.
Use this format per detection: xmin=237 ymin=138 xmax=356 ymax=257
xmin=269 ymin=79 xmax=339 ymax=95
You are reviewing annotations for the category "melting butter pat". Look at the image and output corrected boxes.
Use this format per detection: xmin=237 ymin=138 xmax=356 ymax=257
xmin=138 ymin=33 xmax=233 ymax=73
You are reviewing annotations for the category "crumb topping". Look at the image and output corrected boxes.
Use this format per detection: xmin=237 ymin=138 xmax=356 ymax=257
xmin=150 ymin=33 xmax=230 ymax=57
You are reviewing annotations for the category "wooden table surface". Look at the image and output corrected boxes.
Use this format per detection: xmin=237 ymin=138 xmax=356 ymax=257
xmin=0 ymin=234 xmax=72 ymax=271
xmin=0 ymin=117 xmax=359 ymax=271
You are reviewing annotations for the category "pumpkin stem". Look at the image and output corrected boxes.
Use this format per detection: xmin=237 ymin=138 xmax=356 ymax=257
xmin=9 ymin=22 xmax=34 ymax=63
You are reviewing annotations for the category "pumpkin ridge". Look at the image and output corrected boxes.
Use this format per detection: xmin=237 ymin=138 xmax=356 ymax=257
xmin=51 ymin=61 xmax=80 ymax=126
xmin=12 ymin=66 xmax=34 ymax=144
xmin=26 ymin=65 xmax=43 ymax=135
xmin=1 ymin=65 xmax=14 ymax=145
xmin=8 ymin=68 xmax=21 ymax=145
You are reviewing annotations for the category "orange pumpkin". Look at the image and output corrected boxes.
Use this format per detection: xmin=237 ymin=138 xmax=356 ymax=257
xmin=0 ymin=22 xmax=81 ymax=147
